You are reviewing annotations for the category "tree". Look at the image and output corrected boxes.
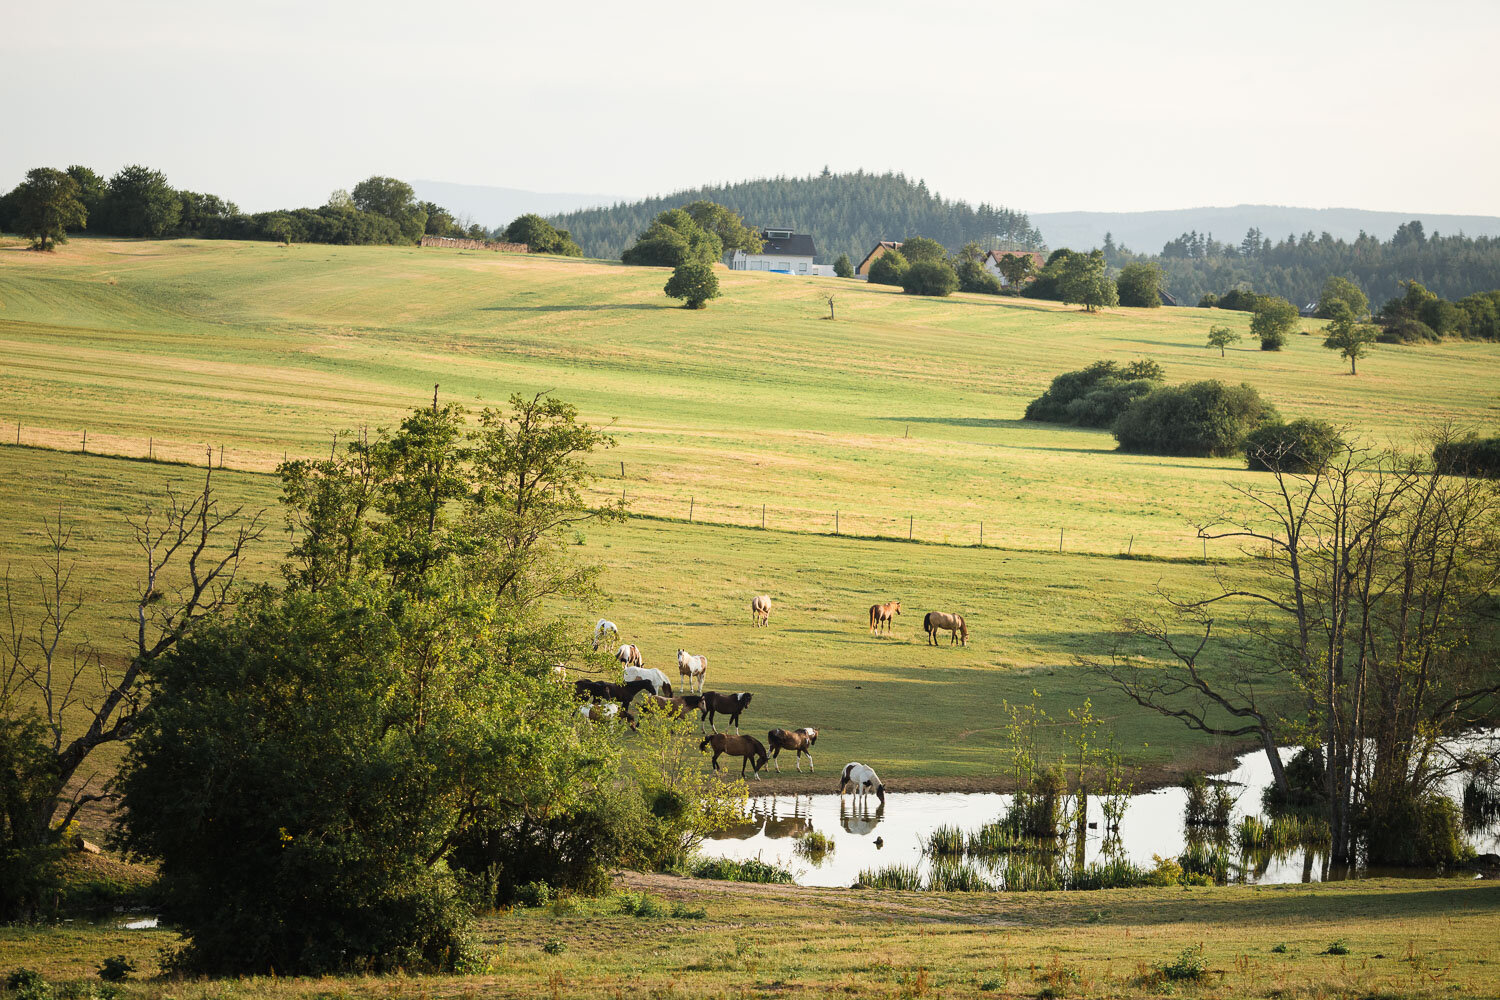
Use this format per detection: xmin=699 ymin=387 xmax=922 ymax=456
xmin=683 ymin=201 xmax=762 ymax=254
xmin=955 ymin=259 xmax=1003 ymax=294
xmin=1250 ymin=296 xmax=1299 ymax=350
xmin=1113 ymin=380 xmax=1277 ymax=456
xmin=1205 ymin=324 xmax=1241 ymax=356
xmin=995 ymin=252 xmax=1035 ymax=291
xmin=11 ymin=168 xmax=86 ymax=250
xmin=865 ymin=249 xmax=907 ymax=286
xmin=1242 ymin=418 xmax=1345 ymax=473
xmin=1321 ymin=303 xmax=1377 ymax=374
xmin=901 ymin=259 xmax=959 ymax=297
xmin=64 ymin=166 xmax=107 ymax=227
xmin=896 ymin=236 xmax=946 ymax=264
xmin=1116 ymin=261 xmax=1164 ymax=308
xmin=326 ymin=188 xmax=354 ymax=210
xmin=822 ymin=293 xmax=836 ymax=320
xmin=664 ymin=261 xmax=720 ymax=308
xmin=350 ymin=176 xmax=424 ymax=243
xmin=621 ymin=209 xmax=721 ymax=267
xmin=1059 ymin=250 xmax=1118 ymax=312
xmin=1314 ymin=275 xmax=1369 ymax=319
xmin=501 ymin=214 xmax=582 ymax=256
xmin=102 ymin=165 xmax=181 ymax=238
xmin=418 ymin=201 xmax=457 ymax=237
xmin=833 ymin=253 xmax=853 ymax=278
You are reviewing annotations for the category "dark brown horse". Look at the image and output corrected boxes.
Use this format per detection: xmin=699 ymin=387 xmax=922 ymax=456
xmin=593 ymin=677 xmax=655 ymax=709
xmin=700 ymin=733 xmax=769 ymax=779
xmin=767 ymin=727 xmax=819 ymax=772
xmin=700 ymin=691 xmax=752 ymax=733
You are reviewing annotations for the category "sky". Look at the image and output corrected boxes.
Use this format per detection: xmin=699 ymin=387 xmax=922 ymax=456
xmin=6 ymin=0 xmax=1499 ymax=216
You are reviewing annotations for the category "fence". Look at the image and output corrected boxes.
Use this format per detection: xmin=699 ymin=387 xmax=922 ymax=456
xmin=3 ymin=422 xmax=1241 ymax=562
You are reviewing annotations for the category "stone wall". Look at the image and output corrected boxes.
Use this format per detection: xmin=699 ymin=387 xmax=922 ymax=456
xmin=419 ymin=235 xmax=529 ymax=252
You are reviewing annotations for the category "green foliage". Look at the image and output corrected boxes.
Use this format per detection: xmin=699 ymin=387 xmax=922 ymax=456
xmin=1377 ymin=316 xmax=1439 ymax=343
xmin=1433 ymin=433 xmax=1500 ymax=478
xmin=1023 ymin=360 xmax=1165 ymax=428
xmin=1156 ymin=945 xmax=1208 ymax=982
xmin=1358 ymin=794 xmax=1473 ymax=868
xmin=683 ymin=201 xmax=762 ymax=254
xmin=1114 ymin=380 xmax=1278 ymax=457
xmin=664 ymin=261 xmax=721 ymax=309
xmin=688 ymin=857 xmax=793 ymax=883
xmin=622 ymin=209 xmax=723 ymax=268
xmin=1215 ymin=288 xmax=1265 ymax=312
xmin=833 ymin=253 xmax=853 ymax=278
xmin=994 ymin=252 xmax=1036 ymax=291
xmin=1055 ymin=250 xmax=1118 ymax=311
xmin=1243 ymin=419 xmax=1346 ymax=473
xmin=955 ymin=259 xmax=1003 ymax=294
xmin=64 ymin=166 xmax=107 ymax=224
xmin=1378 ymin=280 xmax=1500 ymax=342
xmin=897 ymin=236 xmax=947 ymax=264
xmin=856 ymin=864 xmax=923 ymax=890
xmin=1205 ymin=324 xmax=1241 ymax=356
xmin=1250 ymin=296 xmax=1300 ymax=350
xmin=1321 ymin=302 xmax=1379 ymax=373
xmin=901 ymin=259 xmax=959 ymax=297
xmin=95 ymin=956 xmax=134 ymax=983
xmin=1115 ymin=261 xmax=1164 ymax=308
xmin=1315 ymin=275 xmax=1369 ymax=319
xmin=541 ymin=939 xmax=566 ymax=955
xmin=792 ymin=830 xmax=835 ymax=862
xmin=6 ymin=969 xmax=50 ymax=1000
xmin=102 ymin=165 xmax=182 ymax=238
xmin=10 ymin=168 xmax=87 ymax=250
xmin=865 ymin=249 xmax=908 ymax=286
xmin=501 ymin=214 xmax=582 ymax=256
xmin=514 ymin=881 xmax=552 ymax=908
xmin=0 ymin=714 xmax=67 ymax=920
xmin=1322 ymin=940 xmax=1350 ymax=956
xmin=1197 ymin=292 xmax=1219 ymax=308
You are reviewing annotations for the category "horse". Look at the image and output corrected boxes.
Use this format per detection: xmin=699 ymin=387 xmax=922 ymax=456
xmin=624 ymin=665 xmax=672 ymax=695
xmin=592 ymin=619 xmax=619 ymax=651
xmin=640 ymin=693 xmax=702 ymax=717
xmin=615 ymin=643 xmax=643 ymax=668
xmin=700 ymin=691 xmax=752 ymax=734
xmin=767 ymin=728 xmax=819 ymax=772
xmin=700 ymin=733 xmax=769 ymax=779
xmin=868 ymin=600 xmax=901 ymax=636
xmin=578 ymin=702 xmax=636 ymax=728
xmin=594 ymin=677 xmax=655 ymax=709
xmin=750 ymin=595 xmax=772 ymax=627
xmin=572 ymin=678 xmax=607 ymax=702
xmin=923 ymin=611 xmax=968 ymax=646
xmin=837 ymin=762 xmax=886 ymax=805
xmin=676 ymin=649 xmax=708 ymax=694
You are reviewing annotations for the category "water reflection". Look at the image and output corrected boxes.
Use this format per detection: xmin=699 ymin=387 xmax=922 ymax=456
xmin=840 ymin=800 xmax=884 ymax=835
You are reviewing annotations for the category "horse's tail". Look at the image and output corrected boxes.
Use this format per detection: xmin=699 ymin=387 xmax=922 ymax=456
xmin=923 ymin=612 xmax=934 ymax=633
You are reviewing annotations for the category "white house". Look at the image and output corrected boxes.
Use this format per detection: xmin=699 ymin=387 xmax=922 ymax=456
xmin=982 ymin=249 xmax=1047 ymax=287
xmin=728 ymin=228 xmax=833 ymax=276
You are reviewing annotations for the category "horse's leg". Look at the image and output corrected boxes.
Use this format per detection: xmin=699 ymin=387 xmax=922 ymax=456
xmin=771 ymin=746 xmax=781 ymax=773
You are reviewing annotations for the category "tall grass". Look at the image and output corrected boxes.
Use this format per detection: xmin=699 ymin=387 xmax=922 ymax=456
xmin=857 ymin=864 xmax=924 ymax=891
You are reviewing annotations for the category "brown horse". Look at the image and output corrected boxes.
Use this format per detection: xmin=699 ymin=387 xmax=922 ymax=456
xmin=869 ymin=600 xmax=902 ymax=636
xmin=700 ymin=733 xmax=769 ymax=779
xmin=767 ymin=727 xmax=819 ymax=772
xmin=750 ymin=595 xmax=772 ymax=627
xmin=700 ymin=691 xmax=753 ymax=733
xmin=923 ymin=611 xmax=968 ymax=646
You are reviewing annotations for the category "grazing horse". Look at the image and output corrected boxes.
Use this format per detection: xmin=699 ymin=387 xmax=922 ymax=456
xmin=573 ymin=678 xmax=607 ymax=702
xmin=838 ymin=762 xmax=886 ymax=805
xmin=700 ymin=733 xmax=769 ymax=779
xmin=750 ymin=595 xmax=772 ymax=627
xmin=592 ymin=619 xmax=619 ymax=651
xmin=868 ymin=600 xmax=902 ymax=636
xmin=594 ymin=677 xmax=655 ymax=710
xmin=624 ymin=665 xmax=672 ymax=695
xmin=700 ymin=691 xmax=753 ymax=734
xmin=767 ymin=728 xmax=819 ymax=772
xmin=923 ymin=611 xmax=968 ymax=646
xmin=615 ymin=643 xmax=643 ymax=668
xmin=640 ymin=693 xmax=703 ymax=717
xmin=677 ymin=649 xmax=708 ymax=693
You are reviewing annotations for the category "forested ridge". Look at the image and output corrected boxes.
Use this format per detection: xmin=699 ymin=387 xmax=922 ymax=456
xmin=549 ymin=170 xmax=1044 ymax=264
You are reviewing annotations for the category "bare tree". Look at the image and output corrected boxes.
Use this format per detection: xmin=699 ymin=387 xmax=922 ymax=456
xmin=823 ymin=293 xmax=836 ymax=320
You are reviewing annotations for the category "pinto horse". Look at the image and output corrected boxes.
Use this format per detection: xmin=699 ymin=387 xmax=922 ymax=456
xmin=767 ymin=728 xmax=818 ymax=772
xmin=677 ymin=649 xmax=708 ymax=694
xmin=868 ymin=600 xmax=902 ymax=636
xmin=593 ymin=619 xmax=619 ymax=651
xmin=837 ymin=762 xmax=886 ymax=805
xmin=700 ymin=733 xmax=769 ymax=779
xmin=615 ymin=643 xmax=643 ymax=668
xmin=923 ymin=611 xmax=968 ymax=646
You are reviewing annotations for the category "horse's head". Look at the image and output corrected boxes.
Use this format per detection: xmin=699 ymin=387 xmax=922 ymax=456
xmin=661 ymin=681 xmax=673 ymax=697
xmin=736 ymin=692 xmax=752 ymax=708
xmin=806 ymin=729 xmax=818 ymax=746
xmin=893 ymin=601 xmax=902 ymax=615
xmin=698 ymin=735 xmax=714 ymax=752
xmin=875 ymin=784 xmax=887 ymax=805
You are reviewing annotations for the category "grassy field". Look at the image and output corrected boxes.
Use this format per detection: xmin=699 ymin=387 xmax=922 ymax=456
xmin=3 ymin=236 xmax=1496 ymax=558
xmin=7 ymin=871 xmax=1499 ymax=998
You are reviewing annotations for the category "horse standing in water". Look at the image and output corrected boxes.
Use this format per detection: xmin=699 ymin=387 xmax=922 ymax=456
xmin=868 ymin=600 xmax=902 ymax=636
xmin=837 ymin=762 xmax=886 ymax=805
xmin=923 ymin=611 xmax=968 ymax=646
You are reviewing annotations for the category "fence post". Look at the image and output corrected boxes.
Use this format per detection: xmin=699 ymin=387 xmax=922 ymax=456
xmin=149 ymin=437 xmax=153 ymax=460
xmin=1203 ymin=537 xmax=1207 ymax=563
xmin=980 ymin=521 xmax=984 ymax=546
xmin=835 ymin=511 xmax=839 ymax=535
xmin=81 ymin=430 xmax=87 ymax=453
xmin=908 ymin=515 xmax=913 ymax=540
xmin=14 ymin=423 xmax=18 ymax=445
xmin=689 ymin=497 xmax=694 ymax=522
xmin=620 ymin=460 xmax=625 ymax=478
xmin=1058 ymin=527 xmax=1064 ymax=552
xmin=761 ymin=504 xmax=766 ymax=529
xmin=1127 ymin=534 xmax=1134 ymax=556
xmin=219 ymin=444 xmax=224 ymax=469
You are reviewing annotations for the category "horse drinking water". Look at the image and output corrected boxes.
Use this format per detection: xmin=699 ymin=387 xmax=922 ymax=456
xmin=837 ymin=762 xmax=886 ymax=805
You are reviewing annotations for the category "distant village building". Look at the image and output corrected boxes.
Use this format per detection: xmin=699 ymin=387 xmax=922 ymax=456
xmin=982 ymin=249 xmax=1046 ymax=286
xmin=728 ymin=228 xmax=832 ymax=275
xmin=856 ymin=241 xmax=903 ymax=277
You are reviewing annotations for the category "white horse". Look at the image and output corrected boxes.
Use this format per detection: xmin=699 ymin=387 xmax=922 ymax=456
xmin=593 ymin=619 xmax=619 ymax=651
xmin=624 ymin=665 xmax=672 ymax=696
xmin=750 ymin=595 xmax=771 ymax=627
xmin=838 ymin=762 xmax=886 ymax=806
xmin=676 ymin=648 xmax=708 ymax=693
xmin=615 ymin=643 xmax=643 ymax=668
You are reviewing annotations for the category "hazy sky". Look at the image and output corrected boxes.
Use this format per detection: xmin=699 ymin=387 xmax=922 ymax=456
xmin=7 ymin=0 xmax=1498 ymax=216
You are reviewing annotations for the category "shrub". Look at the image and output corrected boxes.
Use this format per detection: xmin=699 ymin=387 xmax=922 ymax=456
xmin=1433 ymin=433 xmax=1500 ymax=478
xmin=1113 ymin=380 xmax=1277 ymax=457
xmin=689 ymin=856 xmax=793 ymax=883
xmin=1023 ymin=360 xmax=1165 ymax=428
xmin=1359 ymin=793 xmax=1473 ymax=868
xmin=616 ymin=891 xmax=667 ymax=917
xmin=1198 ymin=292 xmax=1219 ymax=308
xmin=541 ymin=939 xmax=566 ymax=955
xmin=622 ymin=208 xmax=722 ymax=267
xmin=664 ymin=262 xmax=720 ymax=309
xmin=1157 ymin=946 xmax=1208 ymax=982
xmin=955 ymin=259 xmax=1003 ymax=294
xmin=901 ymin=259 xmax=960 ymax=297
xmin=513 ymin=881 xmax=552 ymax=908
xmin=866 ymin=249 xmax=907 ymax=286
xmin=1378 ymin=317 xmax=1440 ymax=343
xmin=833 ymin=253 xmax=853 ymax=278
xmin=1116 ymin=262 xmax=1164 ymax=308
xmin=1321 ymin=940 xmax=1349 ymax=956
xmin=95 ymin=957 xmax=134 ymax=983
xmin=6 ymin=970 xmax=50 ymax=1000
xmin=793 ymin=830 xmax=835 ymax=862
xmin=1217 ymin=288 xmax=1264 ymax=312
xmin=1243 ymin=419 xmax=1345 ymax=473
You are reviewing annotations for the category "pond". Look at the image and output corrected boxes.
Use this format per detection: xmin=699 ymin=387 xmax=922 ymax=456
xmin=700 ymin=738 xmax=1500 ymax=888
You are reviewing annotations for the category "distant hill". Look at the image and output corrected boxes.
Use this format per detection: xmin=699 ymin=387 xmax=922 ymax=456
xmin=547 ymin=171 xmax=1044 ymax=264
xmin=1033 ymin=205 xmax=1500 ymax=254
xmin=411 ymin=180 xmax=621 ymax=231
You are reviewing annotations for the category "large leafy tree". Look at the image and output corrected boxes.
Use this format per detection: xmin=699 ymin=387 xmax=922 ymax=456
xmin=683 ymin=201 xmax=762 ymax=254
xmin=1250 ymin=295 xmax=1299 ymax=350
xmin=351 ymin=176 xmax=425 ymax=243
xmin=1314 ymin=275 xmax=1369 ymax=319
xmin=64 ymin=166 xmax=107 ymax=227
xmin=664 ymin=261 xmax=721 ymax=308
xmin=1115 ymin=261 xmax=1164 ymax=308
xmin=10 ymin=168 xmax=86 ymax=250
xmin=901 ymin=258 xmax=959 ymax=296
xmin=1058 ymin=250 xmax=1118 ymax=312
xmin=1321 ymin=302 xmax=1378 ymax=374
xmin=501 ymin=213 xmax=582 ymax=256
xmin=622 ymin=209 xmax=722 ymax=267
xmin=995 ymin=251 xmax=1036 ymax=290
xmin=895 ymin=235 xmax=946 ymax=264
xmin=104 ymin=164 xmax=182 ymax=238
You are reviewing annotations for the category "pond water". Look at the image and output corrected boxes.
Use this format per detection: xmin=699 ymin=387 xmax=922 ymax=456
xmin=700 ymin=738 xmax=1500 ymax=888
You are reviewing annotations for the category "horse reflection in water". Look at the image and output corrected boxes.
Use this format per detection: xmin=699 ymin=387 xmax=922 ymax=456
xmin=840 ymin=798 xmax=885 ymax=835
xmin=750 ymin=795 xmax=815 ymax=840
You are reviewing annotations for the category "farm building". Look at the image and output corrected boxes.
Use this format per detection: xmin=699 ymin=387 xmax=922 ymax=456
xmin=856 ymin=240 xmax=903 ymax=277
xmin=728 ymin=228 xmax=832 ymax=275
xmin=982 ymin=249 xmax=1046 ymax=286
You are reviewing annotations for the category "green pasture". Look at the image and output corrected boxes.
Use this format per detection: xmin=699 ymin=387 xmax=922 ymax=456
xmin=2 ymin=237 xmax=1496 ymax=558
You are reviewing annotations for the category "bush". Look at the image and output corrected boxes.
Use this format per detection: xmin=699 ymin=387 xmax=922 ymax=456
xmin=901 ymin=259 xmax=959 ymax=297
xmin=866 ymin=249 xmax=907 ymax=286
xmin=1359 ymin=793 xmax=1473 ymax=868
xmin=1156 ymin=946 xmax=1208 ymax=982
xmin=1378 ymin=316 xmax=1440 ymax=343
xmin=689 ymin=856 xmax=793 ymax=883
xmin=664 ymin=262 xmax=720 ymax=309
xmin=513 ymin=881 xmax=552 ymax=908
xmin=1116 ymin=262 xmax=1164 ymax=308
xmin=6 ymin=970 xmax=50 ymax=1000
xmin=1023 ymin=360 xmax=1165 ymax=428
xmin=1198 ymin=292 xmax=1219 ymax=308
xmin=622 ymin=209 xmax=722 ymax=267
xmin=1433 ymin=433 xmax=1500 ymax=478
xmin=95 ymin=957 xmax=134 ymax=983
xmin=1243 ymin=419 xmax=1345 ymax=473
xmin=1113 ymin=380 xmax=1277 ymax=457
xmin=833 ymin=253 xmax=853 ymax=278
xmin=1216 ymin=288 xmax=1264 ymax=312
xmin=955 ymin=259 xmax=1003 ymax=294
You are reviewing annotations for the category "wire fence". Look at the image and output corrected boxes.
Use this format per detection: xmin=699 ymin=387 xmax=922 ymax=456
xmin=3 ymin=421 xmax=1242 ymax=561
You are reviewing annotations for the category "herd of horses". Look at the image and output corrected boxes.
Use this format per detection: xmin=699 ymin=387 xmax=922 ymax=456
xmin=573 ymin=593 xmax=962 ymax=799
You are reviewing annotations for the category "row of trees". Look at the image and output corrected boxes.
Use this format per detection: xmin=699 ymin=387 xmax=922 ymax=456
xmin=0 ymin=166 xmax=482 ymax=250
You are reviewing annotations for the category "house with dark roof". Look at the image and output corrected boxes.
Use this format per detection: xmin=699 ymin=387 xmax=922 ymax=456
xmin=856 ymin=240 xmax=903 ymax=276
xmin=728 ymin=228 xmax=828 ymax=275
